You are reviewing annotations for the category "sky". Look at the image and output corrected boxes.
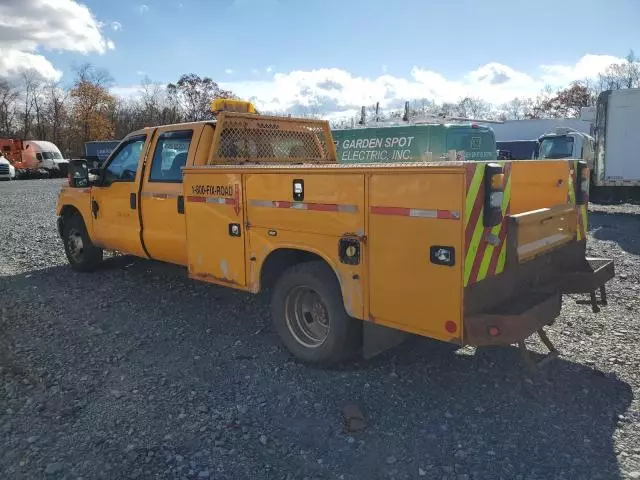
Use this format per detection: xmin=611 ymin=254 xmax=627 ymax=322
xmin=1 ymin=0 xmax=639 ymax=117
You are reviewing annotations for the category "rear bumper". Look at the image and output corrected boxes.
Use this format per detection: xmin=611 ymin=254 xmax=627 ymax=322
xmin=464 ymin=241 xmax=614 ymax=346
xmin=465 ymin=292 xmax=561 ymax=346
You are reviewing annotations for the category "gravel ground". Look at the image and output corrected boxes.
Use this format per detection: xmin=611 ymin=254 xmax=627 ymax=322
xmin=1 ymin=178 xmax=639 ymax=480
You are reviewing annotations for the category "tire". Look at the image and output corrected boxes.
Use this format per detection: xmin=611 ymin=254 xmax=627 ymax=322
xmin=62 ymin=214 xmax=103 ymax=272
xmin=270 ymin=261 xmax=361 ymax=365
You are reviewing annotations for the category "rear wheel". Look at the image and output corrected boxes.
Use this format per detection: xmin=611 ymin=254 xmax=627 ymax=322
xmin=63 ymin=214 xmax=103 ymax=272
xmin=271 ymin=261 xmax=361 ymax=365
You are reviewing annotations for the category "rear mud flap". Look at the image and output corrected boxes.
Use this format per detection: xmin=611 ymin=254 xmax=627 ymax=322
xmin=362 ymin=321 xmax=408 ymax=359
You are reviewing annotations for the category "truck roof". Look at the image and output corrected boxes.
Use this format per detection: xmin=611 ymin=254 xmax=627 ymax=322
xmin=24 ymin=140 xmax=62 ymax=152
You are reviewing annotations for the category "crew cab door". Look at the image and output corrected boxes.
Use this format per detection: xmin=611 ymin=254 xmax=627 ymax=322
xmin=139 ymin=126 xmax=198 ymax=265
xmin=90 ymin=134 xmax=148 ymax=257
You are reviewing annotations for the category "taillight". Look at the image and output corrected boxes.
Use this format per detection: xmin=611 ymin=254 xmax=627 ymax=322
xmin=575 ymin=161 xmax=589 ymax=205
xmin=67 ymin=173 xmax=71 ymax=186
xmin=483 ymin=163 xmax=504 ymax=227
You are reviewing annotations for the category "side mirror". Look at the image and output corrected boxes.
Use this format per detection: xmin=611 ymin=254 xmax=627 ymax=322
xmin=68 ymin=159 xmax=90 ymax=188
xmin=88 ymin=168 xmax=100 ymax=183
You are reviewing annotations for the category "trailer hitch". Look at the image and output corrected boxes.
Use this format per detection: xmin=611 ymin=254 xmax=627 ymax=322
xmin=575 ymin=285 xmax=608 ymax=313
xmin=518 ymin=328 xmax=559 ymax=371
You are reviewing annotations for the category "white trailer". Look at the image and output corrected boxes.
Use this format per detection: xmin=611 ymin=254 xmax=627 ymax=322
xmin=593 ymin=88 xmax=640 ymax=187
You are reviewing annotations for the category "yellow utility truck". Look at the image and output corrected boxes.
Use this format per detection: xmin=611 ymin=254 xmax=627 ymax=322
xmin=56 ymin=101 xmax=614 ymax=366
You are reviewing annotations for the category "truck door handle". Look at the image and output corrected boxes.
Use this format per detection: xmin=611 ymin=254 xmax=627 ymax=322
xmin=130 ymin=193 xmax=137 ymax=210
xmin=91 ymin=199 xmax=99 ymax=219
xmin=177 ymin=195 xmax=185 ymax=214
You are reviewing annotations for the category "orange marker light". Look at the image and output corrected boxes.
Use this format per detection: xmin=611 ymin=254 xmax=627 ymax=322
xmin=491 ymin=173 xmax=505 ymax=191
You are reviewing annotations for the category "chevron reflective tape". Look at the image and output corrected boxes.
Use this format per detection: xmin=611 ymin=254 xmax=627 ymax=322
xmin=464 ymin=162 xmax=512 ymax=286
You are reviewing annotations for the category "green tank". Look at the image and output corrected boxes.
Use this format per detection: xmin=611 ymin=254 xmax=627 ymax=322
xmin=332 ymin=123 xmax=497 ymax=163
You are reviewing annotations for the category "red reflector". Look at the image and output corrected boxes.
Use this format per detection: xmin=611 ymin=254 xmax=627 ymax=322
xmin=488 ymin=326 xmax=500 ymax=337
xmin=445 ymin=321 xmax=457 ymax=333
xmin=67 ymin=174 xmax=71 ymax=186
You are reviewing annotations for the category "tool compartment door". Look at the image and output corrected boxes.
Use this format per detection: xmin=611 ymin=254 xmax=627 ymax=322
xmin=368 ymin=171 xmax=464 ymax=342
xmin=183 ymin=172 xmax=246 ymax=286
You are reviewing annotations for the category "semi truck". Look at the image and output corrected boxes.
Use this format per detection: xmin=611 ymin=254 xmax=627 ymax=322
xmin=0 ymin=139 xmax=68 ymax=178
xmin=57 ymin=100 xmax=613 ymax=367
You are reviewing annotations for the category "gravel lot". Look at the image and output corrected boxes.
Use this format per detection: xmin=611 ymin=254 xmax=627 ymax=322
xmin=1 ymin=179 xmax=639 ymax=480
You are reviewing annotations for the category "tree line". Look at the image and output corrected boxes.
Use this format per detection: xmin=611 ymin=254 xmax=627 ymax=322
xmin=0 ymin=64 xmax=235 ymax=158
xmin=0 ymin=52 xmax=638 ymax=157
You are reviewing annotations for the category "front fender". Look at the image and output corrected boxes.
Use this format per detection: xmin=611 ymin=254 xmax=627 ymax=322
xmin=56 ymin=186 xmax=94 ymax=238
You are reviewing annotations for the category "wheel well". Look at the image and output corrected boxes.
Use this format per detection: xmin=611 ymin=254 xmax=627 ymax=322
xmin=60 ymin=205 xmax=81 ymax=219
xmin=259 ymin=248 xmax=333 ymax=292
xmin=58 ymin=205 xmax=82 ymax=237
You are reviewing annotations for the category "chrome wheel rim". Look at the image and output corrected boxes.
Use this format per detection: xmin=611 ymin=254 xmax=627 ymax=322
xmin=284 ymin=286 xmax=329 ymax=348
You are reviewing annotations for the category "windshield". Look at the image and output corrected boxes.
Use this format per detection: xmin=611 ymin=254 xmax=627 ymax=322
xmin=539 ymin=136 xmax=574 ymax=159
xmin=42 ymin=151 xmax=63 ymax=159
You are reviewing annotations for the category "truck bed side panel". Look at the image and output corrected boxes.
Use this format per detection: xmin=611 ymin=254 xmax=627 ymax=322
xmin=367 ymin=171 xmax=464 ymax=342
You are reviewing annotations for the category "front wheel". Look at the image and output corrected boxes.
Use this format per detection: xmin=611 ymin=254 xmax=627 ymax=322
xmin=270 ymin=261 xmax=361 ymax=365
xmin=62 ymin=214 xmax=103 ymax=272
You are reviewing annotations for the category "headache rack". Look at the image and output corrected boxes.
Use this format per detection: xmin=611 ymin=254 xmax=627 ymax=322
xmin=208 ymin=112 xmax=337 ymax=165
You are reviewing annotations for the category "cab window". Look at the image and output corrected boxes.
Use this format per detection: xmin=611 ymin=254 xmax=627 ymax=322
xmin=103 ymin=136 xmax=146 ymax=186
xmin=149 ymin=130 xmax=193 ymax=182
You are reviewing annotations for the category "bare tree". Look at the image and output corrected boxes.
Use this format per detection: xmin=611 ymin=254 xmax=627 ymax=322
xmin=166 ymin=74 xmax=234 ymax=122
xmin=45 ymin=82 xmax=68 ymax=146
xmin=499 ymin=97 xmax=533 ymax=120
xmin=0 ymin=79 xmax=19 ymax=137
xmin=598 ymin=50 xmax=640 ymax=90
xmin=20 ymin=71 xmax=41 ymax=139
xmin=455 ymin=97 xmax=494 ymax=119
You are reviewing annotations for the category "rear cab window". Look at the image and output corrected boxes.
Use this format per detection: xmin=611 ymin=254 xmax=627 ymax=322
xmin=149 ymin=130 xmax=194 ymax=182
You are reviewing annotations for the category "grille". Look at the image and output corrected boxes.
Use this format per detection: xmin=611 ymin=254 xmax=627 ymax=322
xmin=0 ymin=164 xmax=10 ymax=174
xmin=210 ymin=113 xmax=336 ymax=165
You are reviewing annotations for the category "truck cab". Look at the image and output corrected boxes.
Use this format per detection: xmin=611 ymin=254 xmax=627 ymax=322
xmin=538 ymin=128 xmax=595 ymax=169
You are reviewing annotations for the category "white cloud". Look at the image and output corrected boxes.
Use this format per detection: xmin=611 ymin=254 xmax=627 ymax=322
xmin=266 ymin=65 xmax=273 ymax=73
xmin=382 ymin=64 xmax=388 ymax=73
xmin=225 ymin=68 xmax=234 ymax=74
xmin=0 ymin=0 xmax=114 ymax=81
xmin=111 ymin=21 xmax=122 ymax=31
xmin=218 ymin=54 xmax=629 ymax=118
xmin=139 ymin=4 xmax=149 ymax=14
xmin=136 ymin=70 xmax=146 ymax=76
